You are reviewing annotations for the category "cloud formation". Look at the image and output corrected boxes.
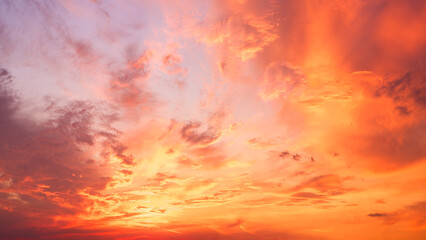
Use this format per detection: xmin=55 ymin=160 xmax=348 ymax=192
xmin=0 ymin=68 xmax=135 ymax=238
xmin=0 ymin=0 xmax=425 ymax=239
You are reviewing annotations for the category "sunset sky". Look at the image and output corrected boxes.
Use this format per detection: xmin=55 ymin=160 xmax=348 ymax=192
xmin=0 ymin=0 xmax=425 ymax=239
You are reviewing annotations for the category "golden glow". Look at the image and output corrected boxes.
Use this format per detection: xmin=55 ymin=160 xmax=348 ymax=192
xmin=0 ymin=0 xmax=425 ymax=239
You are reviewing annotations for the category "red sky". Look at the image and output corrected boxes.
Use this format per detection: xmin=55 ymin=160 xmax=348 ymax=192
xmin=0 ymin=0 xmax=425 ymax=239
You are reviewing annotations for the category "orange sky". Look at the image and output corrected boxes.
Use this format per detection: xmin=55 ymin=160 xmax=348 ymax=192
xmin=0 ymin=0 xmax=425 ymax=239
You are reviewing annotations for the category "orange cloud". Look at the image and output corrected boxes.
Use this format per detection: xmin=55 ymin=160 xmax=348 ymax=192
xmin=108 ymin=47 xmax=153 ymax=109
xmin=1 ymin=0 xmax=426 ymax=239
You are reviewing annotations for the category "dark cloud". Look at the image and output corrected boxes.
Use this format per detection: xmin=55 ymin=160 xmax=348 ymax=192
xmin=181 ymin=121 xmax=221 ymax=145
xmin=368 ymin=213 xmax=388 ymax=217
xmin=368 ymin=201 xmax=426 ymax=226
xmin=0 ymin=68 xmax=133 ymax=236
xmin=278 ymin=151 xmax=290 ymax=158
xmin=356 ymin=120 xmax=426 ymax=169
xmin=292 ymin=154 xmax=301 ymax=161
xmin=107 ymin=140 xmax=135 ymax=166
xmin=376 ymin=70 xmax=426 ymax=111
xmin=344 ymin=69 xmax=426 ymax=170
xmin=406 ymin=201 xmax=426 ymax=212
xmin=0 ymin=68 xmax=12 ymax=83
xmin=395 ymin=105 xmax=411 ymax=116
xmin=0 ymin=100 xmax=116 ymax=191
xmin=292 ymin=192 xmax=325 ymax=199
xmin=277 ymin=151 xmax=312 ymax=163
xmin=109 ymin=48 xmax=152 ymax=108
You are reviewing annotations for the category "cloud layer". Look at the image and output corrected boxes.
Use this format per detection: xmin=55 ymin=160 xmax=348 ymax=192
xmin=0 ymin=0 xmax=425 ymax=239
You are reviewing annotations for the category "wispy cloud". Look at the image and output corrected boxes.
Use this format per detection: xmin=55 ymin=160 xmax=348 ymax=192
xmin=1 ymin=0 xmax=425 ymax=239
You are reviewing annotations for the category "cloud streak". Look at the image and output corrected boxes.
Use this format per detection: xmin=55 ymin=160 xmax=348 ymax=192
xmin=0 ymin=1 xmax=425 ymax=239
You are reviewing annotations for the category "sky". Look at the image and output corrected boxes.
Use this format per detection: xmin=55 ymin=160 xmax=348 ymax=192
xmin=0 ymin=0 xmax=425 ymax=239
